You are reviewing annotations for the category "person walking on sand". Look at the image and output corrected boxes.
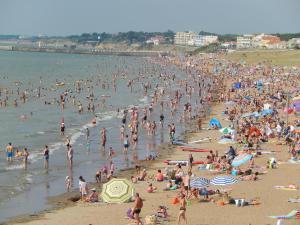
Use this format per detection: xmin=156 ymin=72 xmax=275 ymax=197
xmin=177 ymin=193 xmax=187 ymax=225
xmin=132 ymin=193 xmax=143 ymax=225
xmin=43 ymin=145 xmax=49 ymax=169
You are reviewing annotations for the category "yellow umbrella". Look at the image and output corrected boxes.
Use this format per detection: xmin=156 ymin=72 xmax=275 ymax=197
xmin=101 ymin=178 xmax=135 ymax=203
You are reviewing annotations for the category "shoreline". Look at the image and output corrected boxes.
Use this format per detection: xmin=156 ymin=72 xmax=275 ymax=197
xmin=3 ymin=100 xmax=219 ymax=225
xmin=2 ymin=54 xmax=223 ymax=225
xmin=0 ymin=47 xmax=170 ymax=57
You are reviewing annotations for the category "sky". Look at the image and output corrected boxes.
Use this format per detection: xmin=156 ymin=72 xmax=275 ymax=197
xmin=0 ymin=0 xmax=299 ymax=36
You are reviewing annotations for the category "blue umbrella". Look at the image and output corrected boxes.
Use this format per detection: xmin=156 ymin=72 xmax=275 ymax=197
xmin=231 ymin=154 xmax=253 ymax=167
xmin=190 ymin=177 xmax=210 ymax=189
xmin=261 ymin=109 xmax=273 ymax=116
xmin=210 ymin=176 xmax=237 ymax=186
xmin=209 ymin=118 xmax=222 ymax=128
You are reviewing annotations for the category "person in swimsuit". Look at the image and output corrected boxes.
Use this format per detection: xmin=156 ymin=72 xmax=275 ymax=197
xmin=6 ymin=143 xmax=14 ymax=162
xmin=101 ymin=128 xmax=106 ymax=150
xmin=86 ymin=128 xmax=90 ymax=140
xmin=123 ymin=134 xmax=129 ymax=153
xmin=43 ymin=145 xmax=49 ymax=169
xmin=60 ymin=122 xmax=65 ymax=136
xmin=132 ymin=193 xmax=143 ymax=225
xmin=23 ymin=148 xmax=29 ymax=170
xmin=177 ymin=193 xmax=187 ymax=225
xmin=67 ymin=145 xmax=73 ymax=168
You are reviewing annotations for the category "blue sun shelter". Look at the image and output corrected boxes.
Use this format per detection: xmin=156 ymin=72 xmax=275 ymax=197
xmin=209 ymin=118 xmax=222 ymax=128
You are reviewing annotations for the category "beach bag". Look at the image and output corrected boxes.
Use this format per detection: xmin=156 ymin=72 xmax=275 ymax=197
xmin=171 ymin=197 xmax=180 ymax=204
xmin=126 ymin=208 xmax=134 ymax=219
xmin=145 ymin=215 xmax=157 ymax=225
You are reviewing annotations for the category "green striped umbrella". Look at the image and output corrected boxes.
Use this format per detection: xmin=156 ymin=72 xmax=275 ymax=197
xmin=101 ymin=178 xmax=135 ymax=203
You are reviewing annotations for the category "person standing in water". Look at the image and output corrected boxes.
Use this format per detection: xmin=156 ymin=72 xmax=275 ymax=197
xmin=101 ymin=128 xmax=107 ymax=151
xmin=6 ymin=142 xmax=14 ymax=162
xmin=86 ymin=128 xmax=90 ymax=140
xmin=43 ymin=145 xmax=49 ymax=169
xmin=23 ymin=148 xmax=29 ymax=170
xmin=123 ymin=134 xmax=130 ymax=153
xmin=67 ymin=145 xmax=73 ymax=168
xmin=60 ymin=121 xmax=65 ymax=136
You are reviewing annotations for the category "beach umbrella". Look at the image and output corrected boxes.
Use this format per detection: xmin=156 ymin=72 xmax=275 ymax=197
xmin=219 ymin=127 xmax=234 ymax=134
xmin=101 ymin=178 xmax=135 ymax=203
xmin=190 ymin=177 xmax=210 ymax=189
xmin=231 ymin=154 xmax=253 ymax=167
xmin=210 ymin=176 xmax=238 ymax=186
xmin=209 ymin=118 xmax=222 ymax=128
xmin=261 ymin=109 xmax=273 ymax=116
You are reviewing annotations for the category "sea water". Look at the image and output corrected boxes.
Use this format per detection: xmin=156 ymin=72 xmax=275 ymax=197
xmin=0 ymin=51 xmax=193 ymax=222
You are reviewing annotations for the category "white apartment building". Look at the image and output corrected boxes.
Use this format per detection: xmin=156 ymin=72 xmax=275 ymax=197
xmin=236 ymin=35 xmax=253 ymax=49
xmin=194 ymin=35 xmax=218 ymax=47
xmin=174 ymin=31 xmax=197 ymax=45
xmin=288 ymin=38 xmax=300 ymax=49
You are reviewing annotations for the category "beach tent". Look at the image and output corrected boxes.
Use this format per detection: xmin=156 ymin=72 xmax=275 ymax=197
xmin=101 ymin=178 xmax=135 ymax=203
xmin=209 ymin=118 xmax=222 ymax=128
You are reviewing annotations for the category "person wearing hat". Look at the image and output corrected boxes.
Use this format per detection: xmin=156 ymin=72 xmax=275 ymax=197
xmin=86 ymin=188 xmax=98 ymax=203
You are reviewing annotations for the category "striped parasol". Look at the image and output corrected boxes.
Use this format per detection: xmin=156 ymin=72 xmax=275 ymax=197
xmin=190 ymin=177 xmax=210 ymax=189
xmin=231 ymin=154 xmax=253 ymax=167
xmin=101 ymin=178 xmax=135 ymax=203
xmin=210 ymin=176 xmax=238 ymax=186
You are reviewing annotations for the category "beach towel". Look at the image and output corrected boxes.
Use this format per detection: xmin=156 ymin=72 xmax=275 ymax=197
xmin=288 ymin=159 xmax=300 ymax=164
xmin=274 ymin=185 xmax=298 ymax=191
xmin=269 ymin=210 xmax=300 ymax=219
xmin=188 ymin=137 xmax=212 ymax=144
xmin=288 ymin=198 xmax=300 ymax=203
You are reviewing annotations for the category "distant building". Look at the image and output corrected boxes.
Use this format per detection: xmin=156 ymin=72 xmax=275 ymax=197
xmin=194 ymin=35 xmax=218 ymax=47
xmin=174 ymin=31 xmax=197 ymax=45
xmin=146 ymin=35 xmax=165 ymax=46
xmin=236 ymin=35 xmax=253 ymax=49
xmin=252 ymin=34 xmax=281 ymax=48
xmin=288 ymin=38 xmax=300 ymax=49
xmin=221 ymin=41 xmax=237 ymax=49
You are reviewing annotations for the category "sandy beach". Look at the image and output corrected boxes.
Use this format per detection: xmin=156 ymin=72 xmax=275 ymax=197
xmin=6 ymin=66 xmax=300 ymax=225
xmin=0 ymin=52 xmax=299 ymax=225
